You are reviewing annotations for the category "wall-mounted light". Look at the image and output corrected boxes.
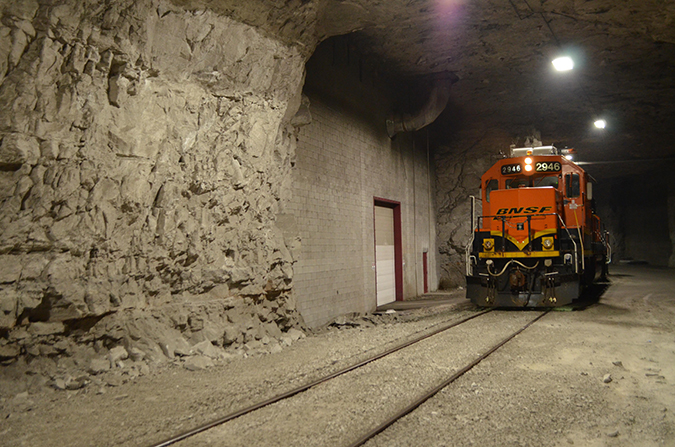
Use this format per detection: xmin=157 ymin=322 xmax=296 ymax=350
xmin=594 ymin=119 xmax=607 ymax=129
xmin=552 ymin=56 xmax=574 ymax=72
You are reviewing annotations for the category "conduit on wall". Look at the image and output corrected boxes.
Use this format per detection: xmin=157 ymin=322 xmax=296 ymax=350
xmin=386 ymin=72 xmax=459 ymax=138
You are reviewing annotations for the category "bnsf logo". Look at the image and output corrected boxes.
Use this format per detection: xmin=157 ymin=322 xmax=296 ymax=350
xmin=496 ymin=206 xmax=552 ymax=215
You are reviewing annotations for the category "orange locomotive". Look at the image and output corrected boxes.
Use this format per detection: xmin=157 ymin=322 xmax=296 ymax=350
xmin=465 ymin=145 xmax=610 ymax=307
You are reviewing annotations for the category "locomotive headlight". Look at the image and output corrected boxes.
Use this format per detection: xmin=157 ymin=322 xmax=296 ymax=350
xmin=542 ymin=237 xmax=554 ymax=250
xmin=483 ymin=238 xmax=494 ymax=251
xmin=524 ymin=157 xmax=533 ymax=171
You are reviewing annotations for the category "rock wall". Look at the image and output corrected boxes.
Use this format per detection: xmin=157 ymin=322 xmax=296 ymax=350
xmin=434 ymin=135 xmax=496 ymax=288
xmin=0 ymin=0 xmax=308 ymax=371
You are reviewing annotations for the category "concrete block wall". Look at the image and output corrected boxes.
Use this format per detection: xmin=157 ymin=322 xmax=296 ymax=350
xmin=288 ymin=98 xmax=438 ymax=328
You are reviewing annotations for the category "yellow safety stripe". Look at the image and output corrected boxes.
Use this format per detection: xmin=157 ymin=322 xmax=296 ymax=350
xmin=479 ymin=251 xmax=561 ymax=259
xmin=488 ymin=228 xmax=557 ymax=250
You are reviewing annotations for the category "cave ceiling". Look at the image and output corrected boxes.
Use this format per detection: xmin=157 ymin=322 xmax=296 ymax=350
xmin=207 ymin=0 xmax=675 ymax=179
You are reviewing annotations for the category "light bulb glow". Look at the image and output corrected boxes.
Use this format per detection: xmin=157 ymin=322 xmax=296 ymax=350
xmin=524 ymin=164 xmax=533 ymax=172
xmin=524 ymin=157 xmax=533 ymax=165
xmin=552 ymin=57 xmax=574 ymax=72
xmin=594 ymin=119 xmax=607 ymax=129
xmin=565 ymin=154 xmax=574 ymax=160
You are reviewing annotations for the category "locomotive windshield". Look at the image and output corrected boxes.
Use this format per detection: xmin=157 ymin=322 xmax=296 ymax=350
xmin=505 ymin=175 xmax=559 ymax=189
xmin=533 ymin=175 xmax=559 ymax=188
xmin=505 ymin=177 xmax=529 ymax=188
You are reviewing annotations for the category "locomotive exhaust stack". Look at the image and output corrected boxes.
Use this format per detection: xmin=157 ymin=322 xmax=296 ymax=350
xmin=465 ymin=145 xmax=610 ymax=307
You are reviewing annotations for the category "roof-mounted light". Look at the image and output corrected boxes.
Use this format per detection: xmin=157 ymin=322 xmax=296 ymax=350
xmin=552 ymin=57 xmax=574 ymax=72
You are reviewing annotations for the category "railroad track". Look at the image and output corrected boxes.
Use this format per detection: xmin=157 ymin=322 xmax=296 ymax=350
xmin=151 ymin=309 xmax=549 ymax=447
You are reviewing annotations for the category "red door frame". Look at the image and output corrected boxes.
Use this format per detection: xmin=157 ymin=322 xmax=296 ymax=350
xmin=374 ymin=198 xmax=403 ymax=301
xmin=423 ymin=251 xmax=428 ymax=294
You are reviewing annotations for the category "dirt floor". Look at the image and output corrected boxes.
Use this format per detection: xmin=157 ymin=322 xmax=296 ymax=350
xmin=1 ymin=264 xmax=673 ymax=446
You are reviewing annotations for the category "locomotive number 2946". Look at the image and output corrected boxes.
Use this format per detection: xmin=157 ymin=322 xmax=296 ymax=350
xmin=535 ymin=162 xmax=561 ymax=172
xmin=501 ymin=164 xmax=522 ymax=175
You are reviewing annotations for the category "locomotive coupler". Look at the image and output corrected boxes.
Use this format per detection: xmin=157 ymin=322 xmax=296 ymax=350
xmin=509 ymin=267 xmax=526 ymax=293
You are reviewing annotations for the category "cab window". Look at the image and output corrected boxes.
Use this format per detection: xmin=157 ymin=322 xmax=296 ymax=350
xmin=565 ymin=173 xmax=580 ymax=198
xmin=505 ymin=177 xmax=529 ymax=189
xmin=485 ymin=179 xmax=498 ymax=202
xmin=533 ymin=175 xmax=559 ymax=188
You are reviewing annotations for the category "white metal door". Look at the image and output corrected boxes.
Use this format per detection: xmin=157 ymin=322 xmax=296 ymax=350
xmin=375 ymin=206 xmax=395 ymax=306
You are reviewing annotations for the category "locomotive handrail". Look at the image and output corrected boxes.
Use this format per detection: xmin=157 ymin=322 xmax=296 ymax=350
xmin=556 ymin=214 xmax=579 ymax=274
xmin=465 ymin=196 xmax=477 ymax=276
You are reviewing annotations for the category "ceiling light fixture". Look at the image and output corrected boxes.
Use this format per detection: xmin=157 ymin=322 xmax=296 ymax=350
xmin=552 ymin=56 xmax=574 ymax=72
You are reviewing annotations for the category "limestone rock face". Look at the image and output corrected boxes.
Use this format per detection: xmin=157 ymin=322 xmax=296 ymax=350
xmin=435 ymin=145 xmax=489 ymax=289
xmin=0 ymin=0 xmax=307 ymax=364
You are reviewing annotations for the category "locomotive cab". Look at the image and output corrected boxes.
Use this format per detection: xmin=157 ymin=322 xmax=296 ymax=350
xmin=465 ymin=145 xmax=610 ymax=307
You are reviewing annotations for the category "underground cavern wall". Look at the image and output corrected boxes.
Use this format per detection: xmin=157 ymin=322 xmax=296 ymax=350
xmin=0 ymin=0 xmax=310 ymax=368
xmin=0 ymin=0 xmax=449 ymax=373
xmin=595 ymin=172 xmax=675 ymax=267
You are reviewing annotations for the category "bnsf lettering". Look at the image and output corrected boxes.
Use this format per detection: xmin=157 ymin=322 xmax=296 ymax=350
xmin=495 ymin=206 xmax=552 ymax=215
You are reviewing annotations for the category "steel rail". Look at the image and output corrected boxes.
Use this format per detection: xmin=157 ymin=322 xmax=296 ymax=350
xmin=346 ymin=310 xmax=550 ymax=447
xmin=150 ymin=309 xmax=492 ymax=447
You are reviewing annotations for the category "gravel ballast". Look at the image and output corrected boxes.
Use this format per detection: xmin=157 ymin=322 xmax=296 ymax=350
xmin=1 ymin=265 xmax=674 ymax=447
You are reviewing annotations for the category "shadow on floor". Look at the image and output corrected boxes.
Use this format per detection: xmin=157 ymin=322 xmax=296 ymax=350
xmin=573 ymin=281 xmax=611 ymax=309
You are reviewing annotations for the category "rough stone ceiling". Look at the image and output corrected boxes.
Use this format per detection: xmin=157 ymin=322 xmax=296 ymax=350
xmin=202 ymin=0 xmax=675 ymax=176
xmin=342 ymin=0 xmax=675 ymax=170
